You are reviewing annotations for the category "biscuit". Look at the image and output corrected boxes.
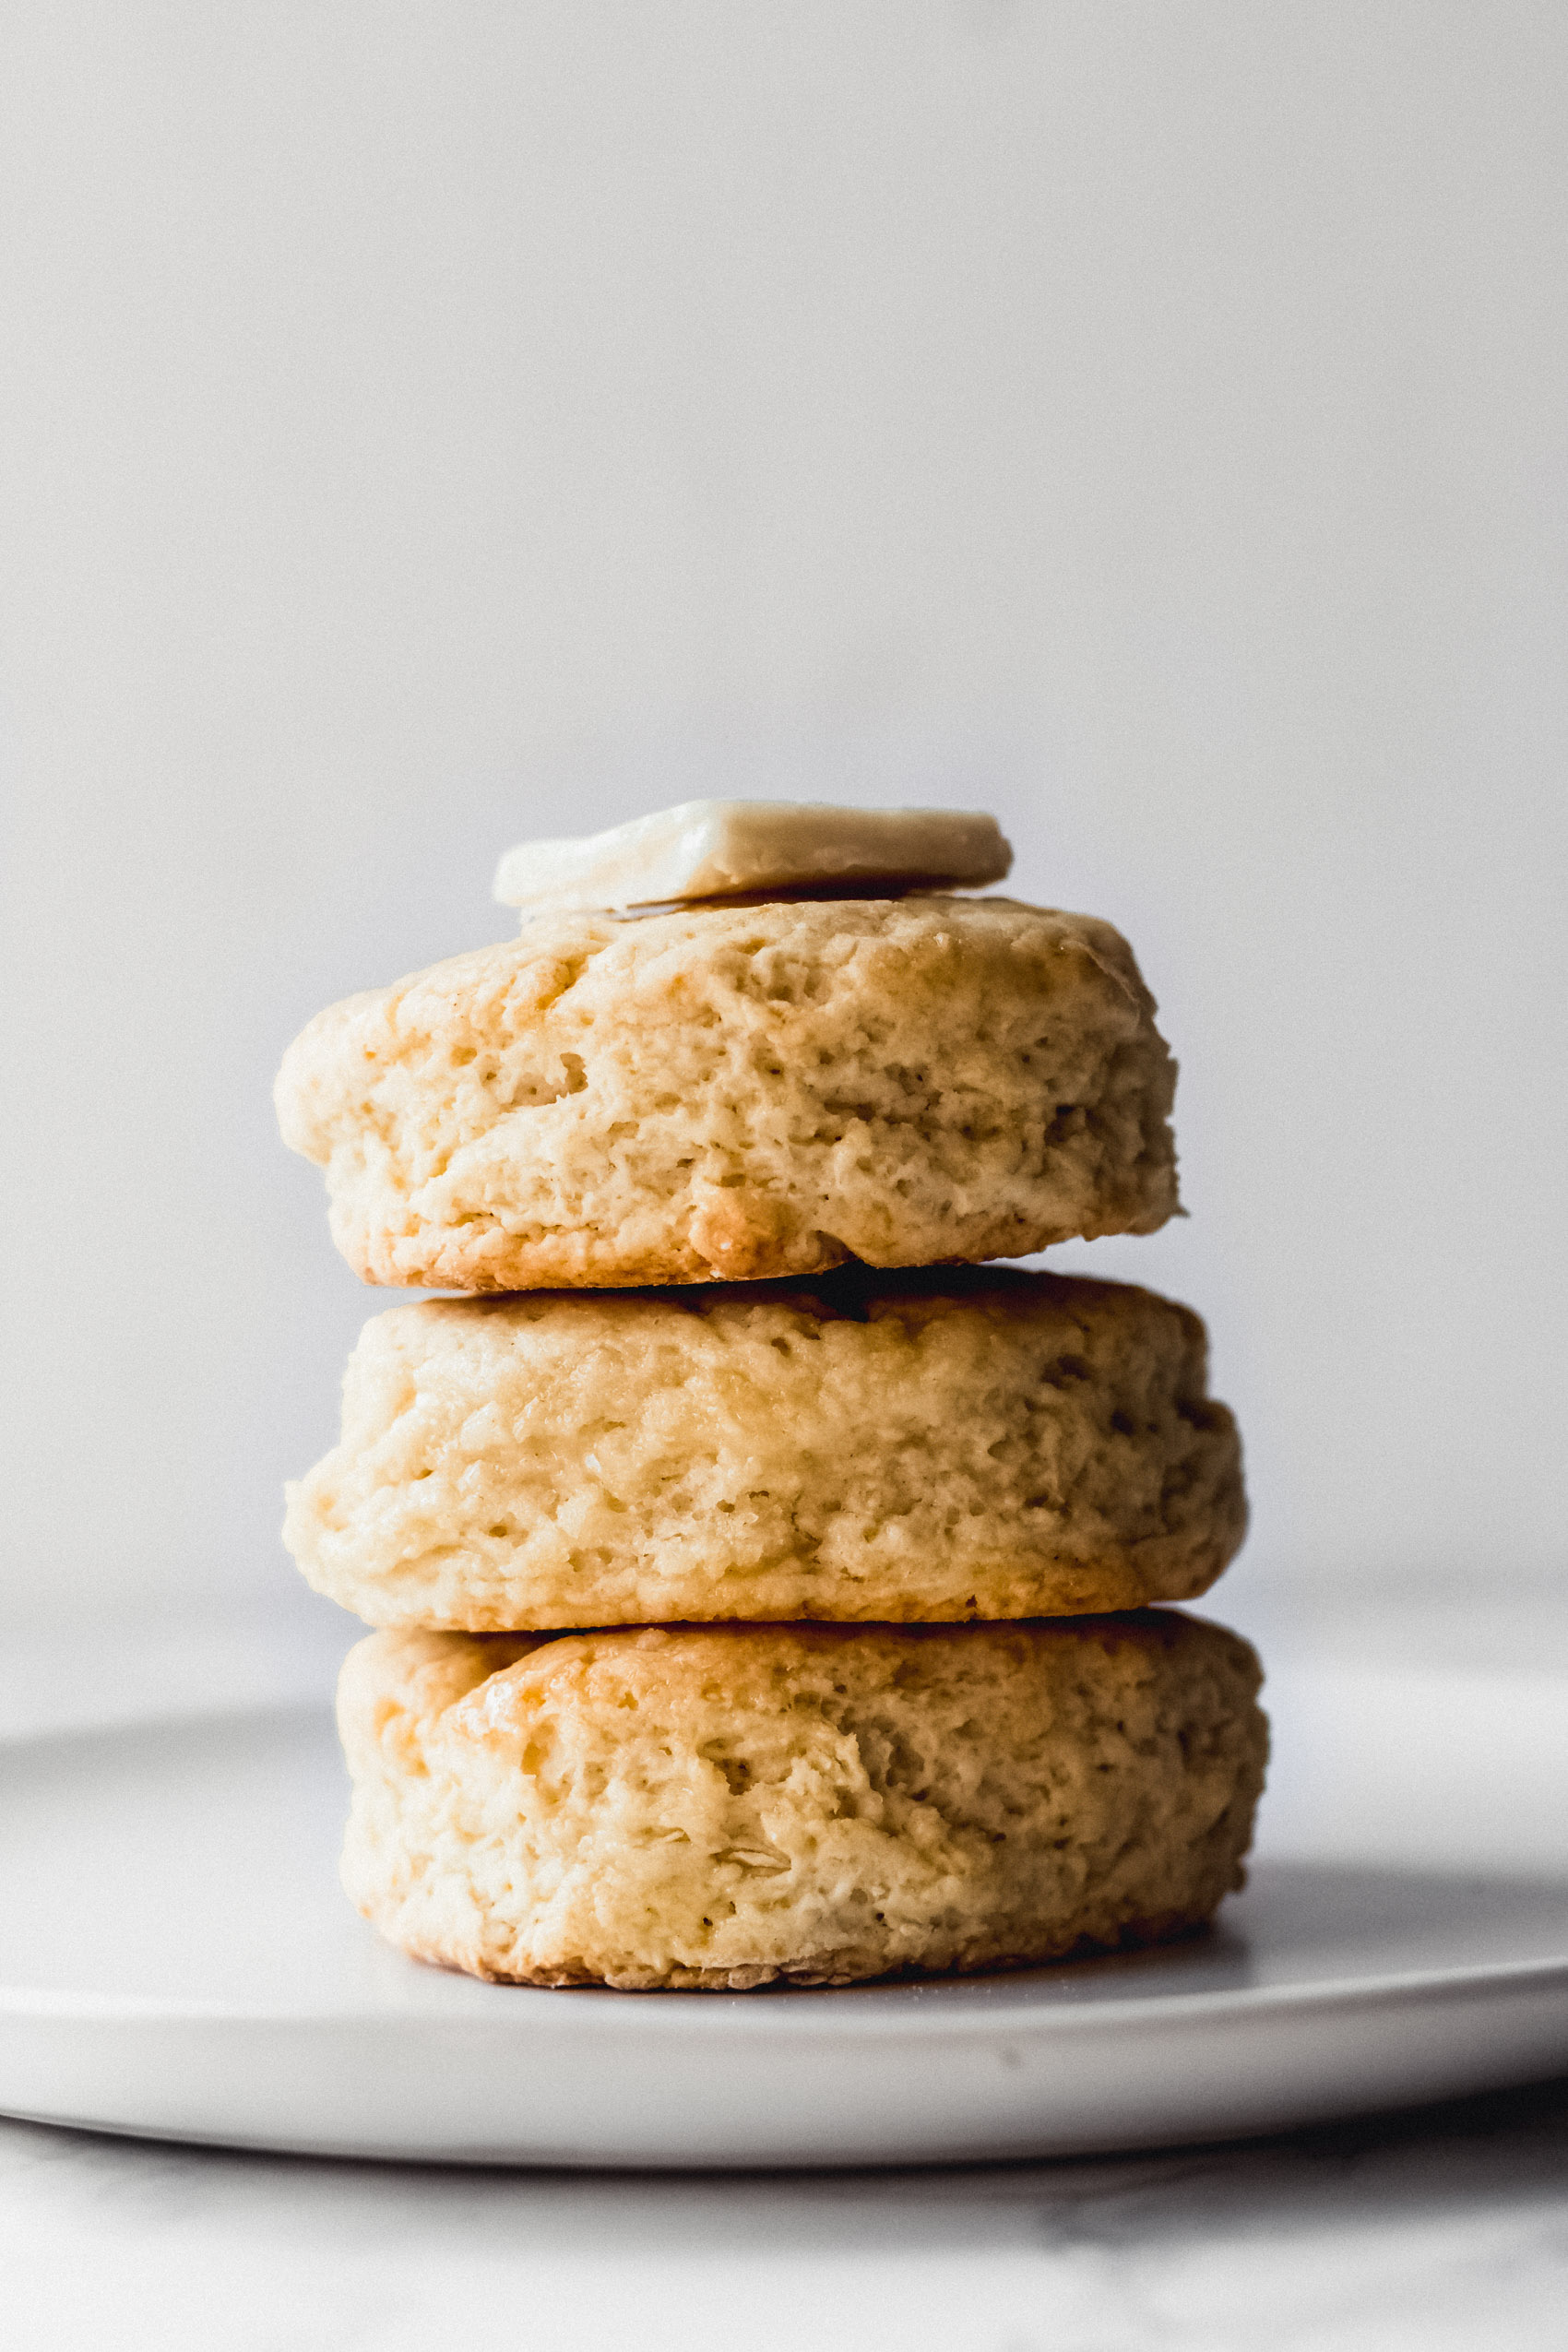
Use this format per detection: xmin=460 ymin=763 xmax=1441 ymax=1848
xmin=275 ymin=895 xmax=1178 ymax=1291
xmin=339 ymin=1613 xmax=1266 ymax=1990
xmin=287 ymin=1269 xmax=1244 ymax=1629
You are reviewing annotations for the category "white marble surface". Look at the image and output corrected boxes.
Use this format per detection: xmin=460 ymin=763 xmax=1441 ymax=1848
xmin=4 ymin=1592 xmax=1566 ymax=2350
xmin=4 ymin=2077 xmax=1567 ymax=2352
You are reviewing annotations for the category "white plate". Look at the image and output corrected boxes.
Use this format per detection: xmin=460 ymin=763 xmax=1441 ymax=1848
xmin=2 ymin=1707 xmax=1565 ymax=2168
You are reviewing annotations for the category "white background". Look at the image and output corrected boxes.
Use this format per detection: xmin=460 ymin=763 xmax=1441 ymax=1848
xmin=2 ymin=1 xmax=1564 ymax=1635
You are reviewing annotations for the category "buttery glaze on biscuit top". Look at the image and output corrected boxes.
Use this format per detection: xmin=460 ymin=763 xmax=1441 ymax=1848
xmin=275 ymin=893 xmax=1180 ymax=1292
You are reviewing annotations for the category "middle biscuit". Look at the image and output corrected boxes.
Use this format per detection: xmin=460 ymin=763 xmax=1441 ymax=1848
xmin=286 ymin=1267 xmax=1246 ymax=1629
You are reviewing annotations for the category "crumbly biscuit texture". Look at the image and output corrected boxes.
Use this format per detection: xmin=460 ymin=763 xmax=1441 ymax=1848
xmin=275 ymin=896 xmax=1178 ymax=1291
xmin=339 ymin=1614 xmax=1266 ymax=1990
xmin=288 ymin=1270 xmax=1245 ymax=1629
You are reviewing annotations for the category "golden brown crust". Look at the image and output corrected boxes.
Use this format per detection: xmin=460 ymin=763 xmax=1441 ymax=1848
xmin=287 ymin=1268 xmax=1245 ymax=1629
xmin=338 ymin=1615 xmax=1267 ymax=1990
xmin=275 ymin=896 xmax=1179 ymax=1291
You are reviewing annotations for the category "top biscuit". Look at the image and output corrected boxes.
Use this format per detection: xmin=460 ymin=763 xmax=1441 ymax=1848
xmin=276 ymin=894 xmax=1179 ymax=1291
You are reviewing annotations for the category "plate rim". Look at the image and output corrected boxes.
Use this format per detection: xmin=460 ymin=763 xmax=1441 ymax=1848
xmin=6 ymin=1954 xmax=1567 ymax=2034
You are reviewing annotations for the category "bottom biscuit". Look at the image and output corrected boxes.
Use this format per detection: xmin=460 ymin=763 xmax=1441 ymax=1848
xmin=338 ymin=1615 xmax=1267 ymax=1990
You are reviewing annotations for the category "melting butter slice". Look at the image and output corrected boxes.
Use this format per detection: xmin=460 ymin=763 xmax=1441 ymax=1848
xmin=493 ymin=800 xmax=1012 ymax=913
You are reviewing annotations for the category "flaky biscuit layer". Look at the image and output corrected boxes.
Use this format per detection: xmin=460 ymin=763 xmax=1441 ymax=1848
xmin=339 ymin=1614 xmax=1266 ymax=1990
xmin=276 ymin=896 xmax=1178 ymax=1290
xmin=289 ymin=1269 xmax=1244 ymax=1628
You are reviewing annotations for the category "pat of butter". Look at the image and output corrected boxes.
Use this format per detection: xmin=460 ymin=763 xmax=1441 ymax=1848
xmin=493 ymin=801 xmax=1012 ymax=914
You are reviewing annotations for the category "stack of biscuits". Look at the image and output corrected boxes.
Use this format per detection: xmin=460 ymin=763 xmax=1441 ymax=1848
xmin=276 ymin=802 xmax=1266 ymax=1990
